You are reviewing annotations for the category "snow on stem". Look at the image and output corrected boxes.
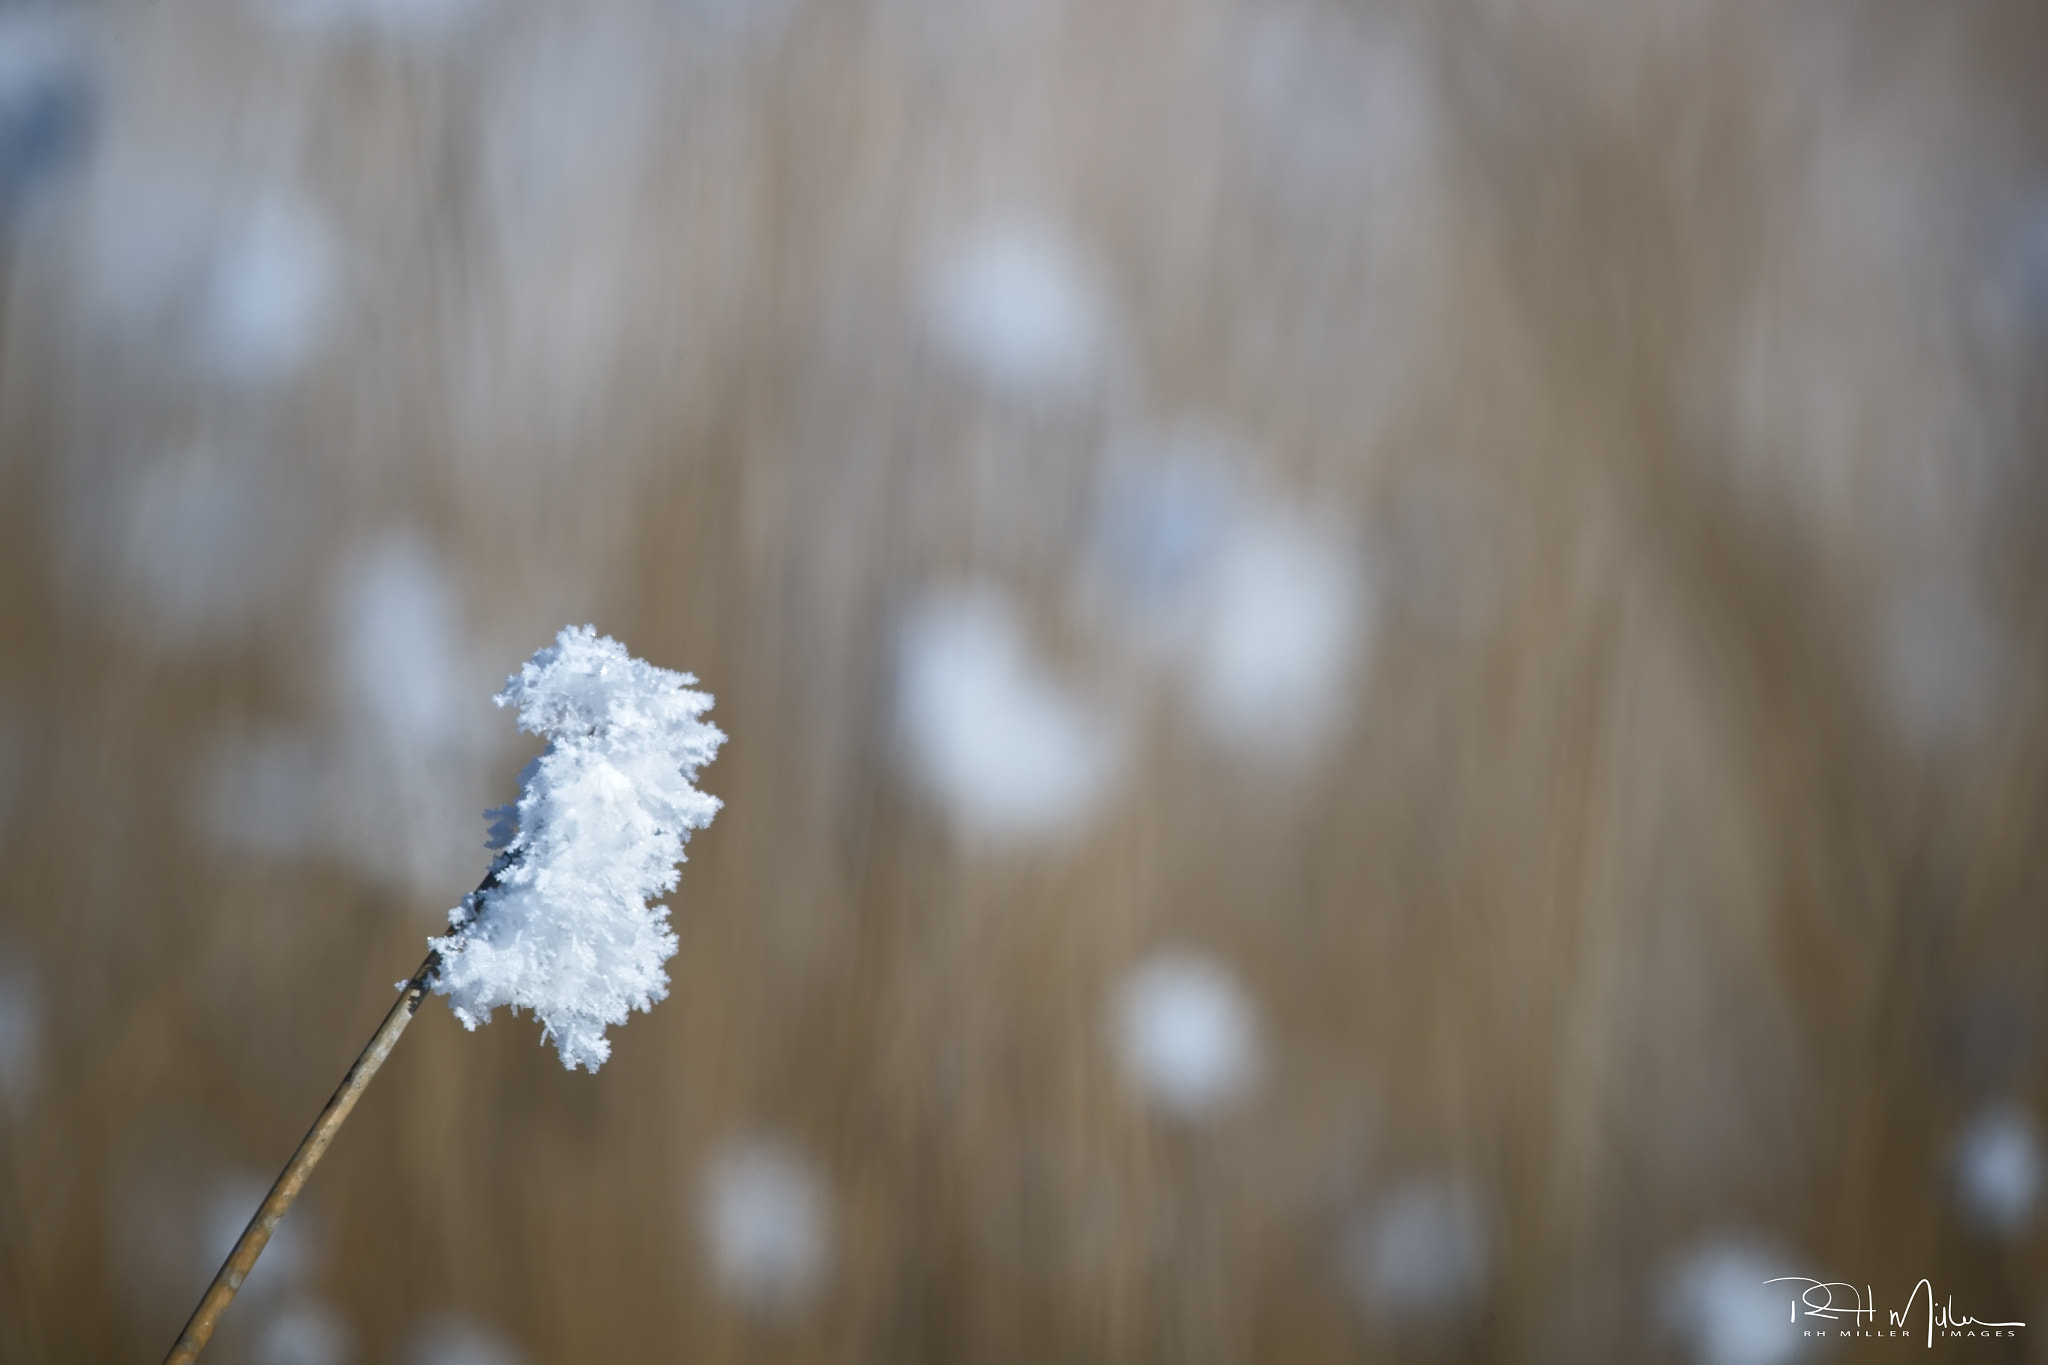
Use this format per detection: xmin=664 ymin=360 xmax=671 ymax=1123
xmin=163 ymin=627 xmax=723 ymax=1363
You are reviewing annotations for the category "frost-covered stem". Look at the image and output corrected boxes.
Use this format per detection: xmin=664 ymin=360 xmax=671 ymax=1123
xmin=162 ymin=951 xmax=441 ymax=1365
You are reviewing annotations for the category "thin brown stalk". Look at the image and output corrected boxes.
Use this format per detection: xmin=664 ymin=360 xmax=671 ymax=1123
xmin=161 ymin=951 xmax=441 ymax=1365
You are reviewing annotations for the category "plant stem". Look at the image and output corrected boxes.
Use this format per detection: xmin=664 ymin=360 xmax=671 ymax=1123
xmin=162 ymin=950 xmax=441 ymax=1365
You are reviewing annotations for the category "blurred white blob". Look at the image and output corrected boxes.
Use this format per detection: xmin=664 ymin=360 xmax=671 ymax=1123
xmin=1973 ymin=195 xmax=2048 ymax=349
xmin=1113 ymin=950 xmax=1260 ymax=1119
xmin=326 ymin=534 xmax=495 ymax=891
xmin=699 ymin=1138 xmax=832 ymax=1317
xmin=204 ymin=1174 xmax=311 ymax=1304
xmin=333 ymin=536 xmax=469 ymax=749
xmin=109 ymin=445 xmax=300 ymax=645
xmin=196 ymin=534 xmax=495 ymax=888
xmin=0 ymin=955 xmax=41 ymax=1109
xmin=1091 ymin=446 xmax=1237 ymax=628
xmin=0 ymin=6 xmax=93 ymax=224
xmin=1090 ymin=434 xmax=1371 ymax=762
xmin=1952 ymin=1105 xmax=2042 ymax=1238
xmin=895 ymin=585 xmax=1123 ymax=843
xmin=1191 ymin=506 xmax=1368 ymax=757
xmin=1877 ymin=574 xmax=2005 ymax=754
xmin=1339 ymin=1179 xmax=1488 ymax=1320
xmin=198 ymin=195 xmax=338 ymax=385
xmin=258 ymin=0 xmax=487 ymax=45
xmin=926 ymin=219 xmax=1115 ymax=407
xmin=1237 ymin=5 xmax=1436 ymax=199
xmin=66 ymin=151 xmax=339 ymax=389
xmin=1663 ymin=1241 xmax=1806 ymax=1365
xmin=255 ymin=1298 xmax=353 ymax=1365
xmin=199 ymin=727 xmax=328 ymax=861
xmin=405 ymin=1315 xmax=523 ymax=1365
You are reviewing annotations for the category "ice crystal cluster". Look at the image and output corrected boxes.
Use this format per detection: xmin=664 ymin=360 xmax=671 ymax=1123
xmin=430 ymin=626 xmax=724 ymax=1071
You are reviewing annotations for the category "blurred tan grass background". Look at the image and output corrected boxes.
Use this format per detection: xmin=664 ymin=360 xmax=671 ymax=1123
xmin=1 ymin=0 xmax=2047 ymax=1361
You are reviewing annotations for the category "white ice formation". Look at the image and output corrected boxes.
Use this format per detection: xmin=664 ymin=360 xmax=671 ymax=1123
xmin=430 ymin=626 xmax=724 ymax=1071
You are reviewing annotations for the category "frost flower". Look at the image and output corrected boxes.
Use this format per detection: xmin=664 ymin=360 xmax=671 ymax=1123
xmin=430 ymin=625 xmax=724 ymax=1071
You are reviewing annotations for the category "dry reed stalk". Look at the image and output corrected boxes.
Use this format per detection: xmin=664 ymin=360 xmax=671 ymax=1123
xmin=160 ymin=950 xmax=442 ymax=1365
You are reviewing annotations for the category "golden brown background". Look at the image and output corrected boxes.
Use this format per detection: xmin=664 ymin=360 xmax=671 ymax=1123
xmin=1 ymin=0 xmax=2046 ymax=1361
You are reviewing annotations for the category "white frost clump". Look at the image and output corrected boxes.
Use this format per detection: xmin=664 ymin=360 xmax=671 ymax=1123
xmin=1112 ymin=950 xmax=1260 ymax=1119
xmin=430 ymin=626 xmax=724 ymax=1072
xmin=1953 ymin=1105 xmax=2042 ymax=1237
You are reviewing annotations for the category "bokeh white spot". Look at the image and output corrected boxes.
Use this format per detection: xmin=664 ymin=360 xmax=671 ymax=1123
xmin=1113 ymin=950 xmax=1260 ymax=1119
xmin=1089 ymin=437 xmax=1238 ymax=633
xmin=0 ymin=5 xmax=92 ymax=224
xmin=699 ymin=1137 xmax=832 ymax=1316
xmin=895 ymin=585 xmax=1123 ymax=844
xmin=927 ymin=219 xmax=1114 ymax=407
xmin=333 ymin=536 xmax=471 ymax=752
xmin=255 ymin=1298 xmax=353 ymax=1365
xmin=111 ymin=445 xmax=300 ymax=645
xmin=198 ymin=195 xmax=338 ymax=385
xmin=1189 ymin=506 xmax=1368 ymax=759
xmin=1953 ymin=1105 xmax=2042 ymax=1238
xmin=1087 ymin=435 xmax=1371 ymax=762
xmin=1663 ymin=1240 xmax=1805 ymax=1365
xmin=1237 ymin=5 xmax=1436 ymax=199
xmin=327 ymin=534 xmax=496 ymax=892
xmin=1339 ymin=1179 xmax=1488 ymax=1320
xmin=199 ymin=727 xmax=328 ymax=862
xmin=203 ymin=1174 xmax=311 ymax=1304
xmin=0 ymin=955 xmax=41 ymax=1109
xmin=405 ymin=1314 xmax=523 ymax=1365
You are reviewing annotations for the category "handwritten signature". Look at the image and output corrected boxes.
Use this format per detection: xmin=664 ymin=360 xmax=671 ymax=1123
xmin=1764 ymin=1279 xmax=2025 ymax=1348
